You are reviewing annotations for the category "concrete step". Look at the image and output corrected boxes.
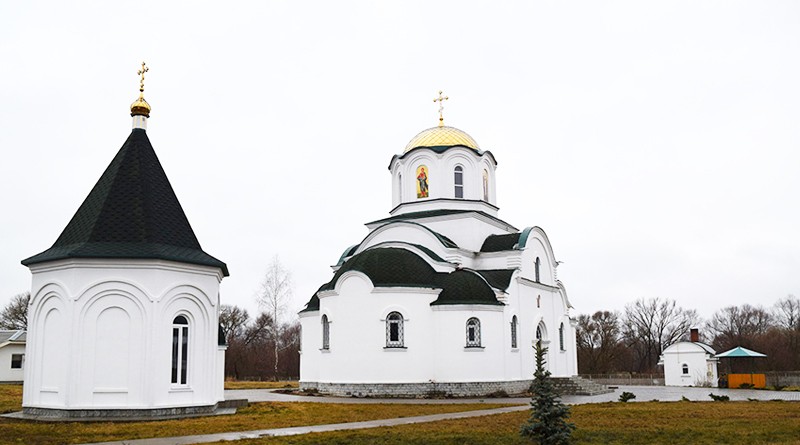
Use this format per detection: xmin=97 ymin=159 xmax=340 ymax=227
xmin=550 ymin=376 xmax=613 ymax=396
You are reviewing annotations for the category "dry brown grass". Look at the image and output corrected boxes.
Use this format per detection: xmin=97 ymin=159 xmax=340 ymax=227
xmin=0 ymin=384 xmax=510 ymax=445
xmin=224 ymin=380 xmax=299 ymax=390
xmin=0 ymin=385 xmax=22 ymax=414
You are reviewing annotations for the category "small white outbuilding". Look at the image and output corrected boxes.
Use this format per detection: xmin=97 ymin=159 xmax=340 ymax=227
xmin=0 ymin=330 xmax=26 ymax=383
xmin=659 ymin=329 xmax=718 ymax=387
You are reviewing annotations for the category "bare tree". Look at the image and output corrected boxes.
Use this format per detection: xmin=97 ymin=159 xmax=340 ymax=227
xmin=706 ymin=304 xmax=773 ymax=350
xmin=576 ymin=311 xmax=623 ymax=374
xmin=0 ymin=292 xmax=30 ymax=330
xmin=774 ymin=295 xmax=800 ymax=332
xmin=622 ymin=297 xmax=699 ymax=372
xmin=256 ymin=255 xmax=294 ymax=380
xmin=219 ymin=304 xmax=250 ymax=344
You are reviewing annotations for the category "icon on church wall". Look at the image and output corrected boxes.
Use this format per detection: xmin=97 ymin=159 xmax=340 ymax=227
xmin=416 ymin=165 xmax=429 ymax=198
xmin=482 ymin=169 xmax=489 ymax=201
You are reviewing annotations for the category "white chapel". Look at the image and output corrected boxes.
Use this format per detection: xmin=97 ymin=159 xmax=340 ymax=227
xmin=299 ymin=94 xmax=580 ymax=397
xmin=20 ymin=65 xmax=229 ymax=418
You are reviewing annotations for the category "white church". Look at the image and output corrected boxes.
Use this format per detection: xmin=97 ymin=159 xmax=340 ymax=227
xmin=19 ymin=66 xmax=229 ymax=418
xmin=299 ymin=95 xmax=581 ymax=397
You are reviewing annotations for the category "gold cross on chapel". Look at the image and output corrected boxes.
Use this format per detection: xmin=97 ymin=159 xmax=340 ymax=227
xmin=137 ymin=62 xmax=149 ymax=93
xmin=433 ymin=90 xmax=449 ymax=127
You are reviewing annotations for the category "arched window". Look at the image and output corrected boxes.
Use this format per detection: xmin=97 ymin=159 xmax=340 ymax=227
xmin=321 ymin=314 xmax=330 ymax=350
xmin=454 ymin=166 xmax=464 ymax=198
xmin=559 ymin=323 xmax=565 ymax=351
xmin=482 ymin=169 xmax=489 ymax=201
xmin=171 ymin=315 xmax=189 ymax=385
xmin=535 ymin=324 xmax=544 ymax=347
xmin=682 ymin=363 xmax=689 ymax=375
xmin=511 ymin=315 xmax=518 ymax=349
xmin=466 ymin=317 xmax=481 ymax=347
xmin=398 ymin=173 xmax=403 ymax=201
xmin=386 ymin=312 xmax=404 ymax=348
xmin=535 ymin=257 xmax=541 ymax=283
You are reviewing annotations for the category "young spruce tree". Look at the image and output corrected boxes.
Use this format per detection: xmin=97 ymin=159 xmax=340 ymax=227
xmin=520 ymin=341 xmax=576 ymax=444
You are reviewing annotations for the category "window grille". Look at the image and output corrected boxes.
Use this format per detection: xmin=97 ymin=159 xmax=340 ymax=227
xmin=321 ymin=315 xmax=330 ymax=350
xmin=511 ymin=316 xmax=518 ymax=348
xmin=466 ymin=317 xmax=481 ymax=347
xmin=386 ymin=312 xmax=404 ymax=347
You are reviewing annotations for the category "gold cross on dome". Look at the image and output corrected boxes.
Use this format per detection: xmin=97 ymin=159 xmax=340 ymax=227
xmin=137 ymin=62 xmax=149 ymax=93
xmin=433 ymin=90 xmax=449 ymax=127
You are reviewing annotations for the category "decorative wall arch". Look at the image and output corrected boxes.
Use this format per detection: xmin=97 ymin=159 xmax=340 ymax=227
xmin=380 ymin=305 xmax=411 ymax=321
xmin=77 ymin=287 xmax=147 ymax=406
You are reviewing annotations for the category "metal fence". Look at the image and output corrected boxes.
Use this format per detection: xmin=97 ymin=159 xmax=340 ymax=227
xmin=580 ymin=374 xmax=665 ymax=386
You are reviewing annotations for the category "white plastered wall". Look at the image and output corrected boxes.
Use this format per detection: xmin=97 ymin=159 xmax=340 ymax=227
xmin=23 ymin=259 xmax=223 ymax=411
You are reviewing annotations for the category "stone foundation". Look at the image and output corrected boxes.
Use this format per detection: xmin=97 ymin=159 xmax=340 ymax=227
xmin=300 ymin=380 xmax=533 ymax=398
xmin=21 ymin=403 xmax=218 ymax=420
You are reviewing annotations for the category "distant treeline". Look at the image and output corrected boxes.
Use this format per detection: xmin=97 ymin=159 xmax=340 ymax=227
xmin=577 ymin=295 xmax=800 ymax=374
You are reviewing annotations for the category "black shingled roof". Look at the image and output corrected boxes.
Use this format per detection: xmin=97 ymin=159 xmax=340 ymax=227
xmin=301 ymin=247 xmax=508 ymax=310
xmin=320 ymin=247 xmax=439 ymax=292
xmin=480 ymin=233 xmax=521 ymax=252
xmin=369 ymin=208 xmax=515 ymax=234
xmin=22 ymin=129 xmax=228 ymax=276
xmin=474 ymin=269 xmax=516 ymax=291
xmin=431 ymin=269 xmax=503 ymax=306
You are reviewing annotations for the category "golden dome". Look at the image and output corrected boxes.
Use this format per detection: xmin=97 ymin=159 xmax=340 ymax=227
xmin=403 ymin=125 xmax=480 ymax=153
xmin=130 ymin=93 xmax=151 ymax=117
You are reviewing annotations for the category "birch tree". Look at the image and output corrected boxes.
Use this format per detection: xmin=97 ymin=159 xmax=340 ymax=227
xmin=256 ymin=255 xmax=294 ymax=380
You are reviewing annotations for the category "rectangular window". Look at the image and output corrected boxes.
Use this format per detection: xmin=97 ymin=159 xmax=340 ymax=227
xmin=181 ymin=326 xmax=189 ymax=384
xmin=11 ymin=354 xmax=23 ymax=369
xmin=171 ymin=327 xmax=179 ymax=383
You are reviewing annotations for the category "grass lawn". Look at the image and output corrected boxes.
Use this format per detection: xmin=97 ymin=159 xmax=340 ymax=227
xmin=0 ymin=385 xmax=510 ymax=445
xmin=224 ymin=380 xmax=299 ymax=390
xmin=217 ymin=401 xmax=800 ymax=445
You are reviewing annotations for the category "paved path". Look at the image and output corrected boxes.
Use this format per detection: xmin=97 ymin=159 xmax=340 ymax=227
xmin=227 ymin=384 xmax=800 ymax=405
xmin=75 ymin=385 xmax=800 ymax=445
xmin=77 ymin=405 xmax=530 ymax=445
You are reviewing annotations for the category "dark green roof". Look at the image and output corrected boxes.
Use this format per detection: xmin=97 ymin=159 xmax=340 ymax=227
xmin=389 ymin=146 xmax=497 ymax=169
xmin=301 ymin=247 xmax=508 ymax=311
xmin=300 ymin=294 xmax=321 ymax=313
xmin=370 ymin=207 xmax=515 ymax=233
xmin=480 ymin=233 xmax=521 ymax=252
xmin=430 ymin=269 xmax=503 ymax=306
xmin=22 ymin=129 xmax=228 ymax=276
xmin=475 ymin=269 xmax=515 ymax=291
xmin=320 ymin=247 xmax=439 ymax=292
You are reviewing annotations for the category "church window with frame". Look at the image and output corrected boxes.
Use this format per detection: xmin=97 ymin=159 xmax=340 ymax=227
xmin=466 ymin=317 xmax=481 ymax=347
xmin=511 ymin=316 xmax=518 ymax=349
xmin=321 ymin=315 xmax=330 ymax=350
xmin=482 ymin=169 xmax=489 ymax=201
xmin=398 ymin=173 xmax=403 ymax=201
xmin=454 ymin=166 xmax=464 ymax=198
xmin=536 ymin=324 xmax=544 ymax=347
xmin=385 ymin=312 xmax=404 ymax=348
xmin=682 ymin=363 xmax=689 ymax=375
xmin=559 ymin=323 xmax=565 ymax=351
xmin=535 ymin=257 xmax=541 ymax=283
xmin=171 ymin=315 xmax=189 ymax=385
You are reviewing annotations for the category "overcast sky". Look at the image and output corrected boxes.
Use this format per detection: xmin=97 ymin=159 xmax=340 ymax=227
xmin=1 ymin=1 xmax=798 ymax=323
